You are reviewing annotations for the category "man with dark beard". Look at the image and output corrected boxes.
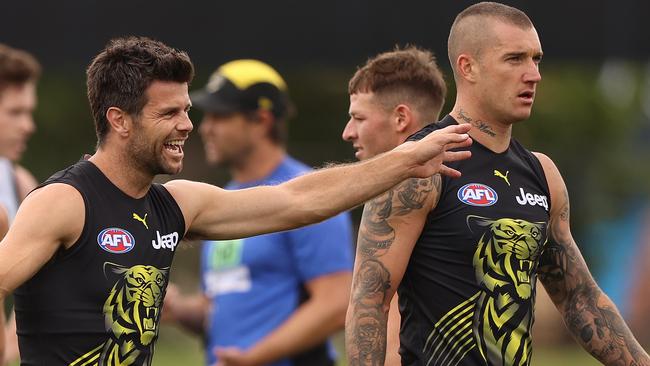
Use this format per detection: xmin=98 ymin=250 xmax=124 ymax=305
xmin=0 ymin=36 xmax=472 ymax=365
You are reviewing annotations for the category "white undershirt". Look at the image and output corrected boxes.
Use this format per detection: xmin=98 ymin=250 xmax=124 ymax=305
xmin=0 ymin=158 xmax=19 ymax=222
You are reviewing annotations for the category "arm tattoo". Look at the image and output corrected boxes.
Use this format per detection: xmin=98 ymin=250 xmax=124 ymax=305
xmin=563 ymin=281 xmax=649 ymax=365
xmin=347 ymin=175 xmax=440 ymax=365
xmin=538 ymin=241 xmax=572 ymax=301
xmin=347 ymin=259 xmax=391 ymax=366
xmin=539 ymin=187 xmax=650 ymax=365
xmin=457 ymin=108 xmax=497 ymax=137
xmin=394 ymin=176 xmax=436 ymax=215
xmin=558 ymin=188 xmax=569 ymax=222
xmin=357 ymin=176 xmax=438 ymax=257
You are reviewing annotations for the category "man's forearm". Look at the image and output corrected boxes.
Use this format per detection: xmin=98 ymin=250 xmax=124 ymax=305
xmin=346 ymin=259 xmax=392 ymax=366
xmin=284 ymin=124 xmax=469 ymax=226
xmin=540 ymin=238 xmax=650 ymax=366
xmin=285 ymin=150 xmax=412 ymax=225
xmin=560 ymin=280 xmax=649 ymax=366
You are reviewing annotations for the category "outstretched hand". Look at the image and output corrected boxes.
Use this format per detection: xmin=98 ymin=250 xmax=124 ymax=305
xmin=395 ymin=123 xmax=472 ymax=179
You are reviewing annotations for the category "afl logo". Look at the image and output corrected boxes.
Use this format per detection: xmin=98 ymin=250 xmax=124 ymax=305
xmin=97 ymin=228 xmax=136 ymax=254
xmin=457 ymin=183 xmax=498 ymax=207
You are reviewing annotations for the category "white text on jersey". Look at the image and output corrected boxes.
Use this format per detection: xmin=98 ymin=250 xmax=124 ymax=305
xmin=515 ymin=188 xmax=549 ymax=211
xmin=152 ymin=231 xmax=179 ymax=251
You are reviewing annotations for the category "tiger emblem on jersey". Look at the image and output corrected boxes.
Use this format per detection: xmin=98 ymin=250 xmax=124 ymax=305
xmin=69 ymin=263 xmax=168 ymax=366
xmin=422 ymin=216 xmax=546 ymax=366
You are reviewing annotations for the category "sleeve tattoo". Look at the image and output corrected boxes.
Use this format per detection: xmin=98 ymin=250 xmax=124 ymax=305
xmin=538 ymin=187 xmax=649 ymax=366
xmin=347 ymin=175 xmax=440 ymax=366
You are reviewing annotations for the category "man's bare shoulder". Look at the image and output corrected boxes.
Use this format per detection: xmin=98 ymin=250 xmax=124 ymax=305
xmin=532 ymin=152 xmax=564 ymax=188
xmin=24 ymin=183 xmax=85 ymax=219
xmin=10 ymin=183 xmax=85 ymax=248
xmin=532 ymin=151 xmax=560 ymax=173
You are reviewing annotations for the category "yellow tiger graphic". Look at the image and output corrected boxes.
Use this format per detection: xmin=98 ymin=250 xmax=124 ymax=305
xmin=69 ymin=264 xmax=168 ymax=366
xmin=423 ymin=216 xmax=546 ymax=366
xmin=471 ymin=216 xmax=545 ymax=366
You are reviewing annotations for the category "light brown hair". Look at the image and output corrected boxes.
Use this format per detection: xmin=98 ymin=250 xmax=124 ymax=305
xmin=349 ymin=45 xmax=447 ymax=123
xmin=0 ymin=44 xmax=41 ymax=95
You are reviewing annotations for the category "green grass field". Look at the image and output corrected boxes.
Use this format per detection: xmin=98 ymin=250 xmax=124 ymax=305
xmin=149 ymin=326 xmax=602 ymax=366
xmin=6 ymin=325 xmax=604 ymax=365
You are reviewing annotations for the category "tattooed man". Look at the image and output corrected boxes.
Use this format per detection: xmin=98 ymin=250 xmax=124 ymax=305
xmin=345 ymin=2 xmax=650 ymax=366
xmin=342 ymin=46 xmax=447 ymax=366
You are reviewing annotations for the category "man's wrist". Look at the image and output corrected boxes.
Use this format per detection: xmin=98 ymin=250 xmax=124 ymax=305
xmin=373 ymin=147 xmax=412 ymax=183
xmin=246 ymin=343 xmax=275 ymax=366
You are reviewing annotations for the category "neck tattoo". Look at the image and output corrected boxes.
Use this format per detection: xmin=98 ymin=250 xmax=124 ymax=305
xmin=457 ymin=109 xmax=496 ymax=137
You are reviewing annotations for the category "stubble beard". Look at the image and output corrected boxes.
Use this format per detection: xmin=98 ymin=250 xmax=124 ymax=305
xmin=128 ymin=133 xmax=179 ymax=177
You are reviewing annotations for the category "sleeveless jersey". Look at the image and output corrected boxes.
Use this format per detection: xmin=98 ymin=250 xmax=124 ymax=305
xmin=14 ymin=159 xmax=185 ymax=366
xmin=399 ymin=115 xmax=551 ymax=366
xmin=0 ymin=158 xmax=19 ymax=221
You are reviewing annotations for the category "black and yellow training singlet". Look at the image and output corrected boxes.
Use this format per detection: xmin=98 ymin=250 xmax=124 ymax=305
xmin=14 ymin=160 xmax=185 ymax=366
xmin=399 ymin=115 xmax=551 ymax=366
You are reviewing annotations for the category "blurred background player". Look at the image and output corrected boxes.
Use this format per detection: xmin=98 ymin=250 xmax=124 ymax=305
xmin=0 ymin=43 xmax=40 ymax=366
xmin=341 ymin=45 xmax=446 ymax=365
xmin=163 ymin=59 xmax=354 ymax=366
xmin=0 ymin=43 xmax=39 ymax=224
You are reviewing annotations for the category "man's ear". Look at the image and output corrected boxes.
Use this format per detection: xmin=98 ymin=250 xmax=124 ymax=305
xmin=394 ymin=104 xmax=415 ymax=133
xmin=106 ymin=107 xmax=132 ymax=138
xmin=456 ymin=53 xmax=479 ymax=83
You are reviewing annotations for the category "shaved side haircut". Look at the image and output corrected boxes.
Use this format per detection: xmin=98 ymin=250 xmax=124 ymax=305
xmin=448 ymin=2 xmax=533 ymax=78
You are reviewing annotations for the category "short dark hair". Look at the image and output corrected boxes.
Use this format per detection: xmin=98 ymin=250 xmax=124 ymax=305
xmin=0 ymin=43 xmax=41 ymax=95
xmin=86 ymin=36 xmax=195 ymax=146
xmin=349 ymin=45 xmax=447 ymax=122
xmin=448 ymin=2 xmax=533 ymax=74
xmin=454 ymin=1 xmax=532 ymax=29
